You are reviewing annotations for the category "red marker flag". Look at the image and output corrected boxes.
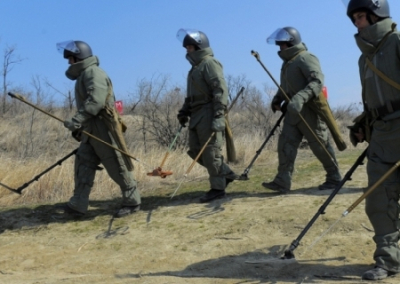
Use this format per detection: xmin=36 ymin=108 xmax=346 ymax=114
xmin=115 ymin=100 xmax=123 ymax=115
xmin=322 ymin=86 xmax=328 ymax=100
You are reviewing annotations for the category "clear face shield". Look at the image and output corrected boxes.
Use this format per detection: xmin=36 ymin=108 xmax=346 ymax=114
xmin=341 ymin=0 xmax=350 ymax=8
xmin=176 ymin=28 xmax=202 ymax=46
xmin=56 ymin=40 xmax=79 ymax=55
xmin=266 ymin=28 xmax=293 ymax=44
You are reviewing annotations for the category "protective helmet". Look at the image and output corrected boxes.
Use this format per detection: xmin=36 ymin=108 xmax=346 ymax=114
xmin=266 ymin=27 xmax=302 ymax=47
xmin=176 ymin=29 xmax=210 ymax=50
xmin=345 ymin=0 xmax=390 ymax=22
xmin=56 ymin=40 xmax=93 ymax=60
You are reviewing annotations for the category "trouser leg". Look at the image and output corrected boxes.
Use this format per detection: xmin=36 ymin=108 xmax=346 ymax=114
xmin=366 ymin=159 xmax=400 ymax=273
xmin=187 ymin=122 xmax=231 ymax=190
xmin=300 ymin=116 xmax=341 ymax=183
xmin=273 ymin=123 xmax=302 ymax=190
xmin=68 ymin=143 xmax=99 ymax=214
xmin=91 ymin=137 xmax=141 ymax=207
xmin=308 ymin=140 xmax=341 ymax=183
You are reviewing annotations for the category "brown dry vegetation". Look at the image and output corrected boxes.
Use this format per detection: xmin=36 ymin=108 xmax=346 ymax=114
xmin=3 ymin=78 xmax=399 ymax=283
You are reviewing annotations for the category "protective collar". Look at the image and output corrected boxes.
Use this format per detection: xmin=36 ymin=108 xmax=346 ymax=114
xmin=278 ymin=42 xmax=307 ymax=62
xmin=355 ymin=18 xmax=396 ymax=55
xmin=185 ymin=47 xmax=214 ymax=66
xmin=65 ymin=56 xmax=99 ymax=80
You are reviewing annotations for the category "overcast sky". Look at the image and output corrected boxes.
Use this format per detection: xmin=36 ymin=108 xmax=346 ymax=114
xmin=1 ymin=0 xmax=400 ymax=107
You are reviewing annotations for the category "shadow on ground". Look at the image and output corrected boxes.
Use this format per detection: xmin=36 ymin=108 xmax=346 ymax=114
xmin=0 ymin=185 xmax=366 ymax=235
xmin=114 ymin=245 xmax=384 ymax=283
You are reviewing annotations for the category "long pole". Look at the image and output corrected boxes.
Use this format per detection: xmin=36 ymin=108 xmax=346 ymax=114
xmin=239 ymin=112 xmax=285 ymax=180
xmin=250 ymin=51 xmax=338 ymax=170
xmin=0 ymin=148 xmax=78 ymax=194
xmin=159 ymin=126 xmax=183 ymax=169
xmin=170 ymin=132 xmax=215 ymax=199
xmin=170 ymin=86 xmax=244 ymax=198
xmin=343 ymin=159 xmax=400 ymax=216
xmin=8 ymin=92 xmax=151 ymax=168
xmin=282 ymin=148 xmax=368 ymax=259
xmin=299 ymin=154 xmax=400 ymax=257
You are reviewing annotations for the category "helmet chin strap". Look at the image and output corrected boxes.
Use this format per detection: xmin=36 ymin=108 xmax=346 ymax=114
xmin=366 ymin=12 xmax=375 ymax=25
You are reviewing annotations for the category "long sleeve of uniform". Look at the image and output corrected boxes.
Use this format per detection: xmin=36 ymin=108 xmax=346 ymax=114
xmin=73 ymin=67 xmax=110 ymax=124
xmin=203 ymin=58 xmax=228 ymax=114
xmin=294 ymin=54 xmax=324 ymax=103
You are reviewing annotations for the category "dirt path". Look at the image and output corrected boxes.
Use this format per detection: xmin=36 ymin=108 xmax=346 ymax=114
xmin=1 ymin=149 xmax=400 ymax=283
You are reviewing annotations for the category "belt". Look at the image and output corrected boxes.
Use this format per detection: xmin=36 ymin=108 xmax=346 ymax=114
xmin=369 ymin=100 xmax=400 ymax=118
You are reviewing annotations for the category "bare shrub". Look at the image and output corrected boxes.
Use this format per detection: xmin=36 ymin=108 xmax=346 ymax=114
xmin=1 ymin=44 xmax=25 ymax=114
xmin=124 ymin=75 xmax=188 ymax=150
xmin=0 ymin=74 xmax=362 ymax=205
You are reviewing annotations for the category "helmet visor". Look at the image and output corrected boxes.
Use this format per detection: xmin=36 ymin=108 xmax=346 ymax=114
xmin=176 ymin=28 xmax=202 ymax=45
xmin=56 ymin=40 xmax=79 ymax=54
xmin=341 ymin=0 xmax=350 ymax=8
xmin=266 ymin=28 xmax=293 ymax=44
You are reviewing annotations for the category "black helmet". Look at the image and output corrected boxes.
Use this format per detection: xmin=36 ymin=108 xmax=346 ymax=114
xmin=346 ymin=0 xmax=390 ymax=22
xmin=56 ymin=40 xmax=93 ymax=60
xmin=266 ymin=27 xmax=302 ymax=47
xmin=177 ymin=29 xmax=210 ymax=50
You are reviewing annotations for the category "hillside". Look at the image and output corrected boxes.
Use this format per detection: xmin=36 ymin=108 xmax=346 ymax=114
xmin=1 ymin=147 xmax=399 ymax=283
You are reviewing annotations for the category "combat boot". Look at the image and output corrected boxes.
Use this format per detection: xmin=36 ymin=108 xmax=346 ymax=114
xmin=114 ymin=205 xmax=140 ymax=218
xmin=225 ymin=171 xmax=238 ymax=189
xmin=199 ymin=189 xmax=225 ymax=203
xmin=362 ymin=266 xmax=395 ymax=280
xmin=226 ymin=178 xmax=234 ymax=188
xmin=56 ymin=204 xmax=85 ymax=217
xmin=261 ymin=181 xmax=289 ymax=194
xmin=318 ymin=181 xmax=340 ymax=190
xmin=225 ymin=172 xmax=240 ymax=180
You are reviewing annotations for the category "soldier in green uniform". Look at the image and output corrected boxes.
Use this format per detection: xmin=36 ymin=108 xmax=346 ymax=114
xmin=176 ymin=29 xmax=237 ymax=203
xmin=56 ymin=40 xmax=141 ymax=218
xmin=262 ymin=27 xmax=342 ymax=193
xmin=345 ymin=0 xmax=400 ymax=280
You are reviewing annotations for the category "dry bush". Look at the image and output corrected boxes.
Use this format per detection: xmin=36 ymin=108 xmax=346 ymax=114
xmin=0 ymin=75 xmax=358 ymax=206
xmin=124 ymin=75 xmax=188 ymax=151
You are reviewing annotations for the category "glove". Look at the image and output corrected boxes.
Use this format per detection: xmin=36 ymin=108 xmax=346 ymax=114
xmin=348 ymin=127 xmax=359 ymax=147
xmin=281 ymin=102 xmax=288 ymax=114
xmin=211 ymin=109 xmax=225 ymax=132
xmin=64 ymin=118 xmax=81 ymax=132
xmin=177 ymin=111 xmax=189 ymax=127
xmin=211 ymin=116 xmax=225 ymax=132
xmin=347 ymin=121 xmax=366 ymax=147
xmin=347 ymin=112 xmax=371 ymax=145
xmin=287 ymin=93 xmax=306 ymax=114
xmin=72 ymin=130 xmax=82 ymax=142
xmin=271 ymin=96 xmax=282 ymax=113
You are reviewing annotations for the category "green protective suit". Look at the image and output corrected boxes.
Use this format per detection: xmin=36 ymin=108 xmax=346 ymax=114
xmin=354 ymin=18 xmax=400 ymax=273
xmin=65 ymin=56 xmax=140 ymax=213
xmin=179 ymin=47 xmax=234 ymax=190
xmin=270 ymin=43 xmax=341 ymax=190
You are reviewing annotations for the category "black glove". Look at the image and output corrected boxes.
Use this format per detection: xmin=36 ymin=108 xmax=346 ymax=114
xmin=72 ymin=130 xmax=82 ymax=142
xmin=281 ymin=102 xmax=288 ymax=114
xmin=347 ymin=124 xmax=365 ymax=147
xmin=177 ymin=111 xmax=189 ymax=127
xmin=271 ymin=96 xmax=283 ymax=113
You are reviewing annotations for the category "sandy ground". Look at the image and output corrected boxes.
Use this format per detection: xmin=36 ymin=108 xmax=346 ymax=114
xmin=1 ymin=149 xmax=400 ymax=284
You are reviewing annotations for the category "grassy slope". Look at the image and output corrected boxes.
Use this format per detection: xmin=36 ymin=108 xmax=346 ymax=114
xmin=2 ymin=147 xmax=400 ymax=283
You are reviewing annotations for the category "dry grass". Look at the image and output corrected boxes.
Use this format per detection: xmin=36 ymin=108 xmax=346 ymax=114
xmin=0 ymin=106 xmax=355 ymax=207
xmin=0 ymin=131 xmax=276 ymax=206
xmin=2 ymin=108 xmax=390 ymax=284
